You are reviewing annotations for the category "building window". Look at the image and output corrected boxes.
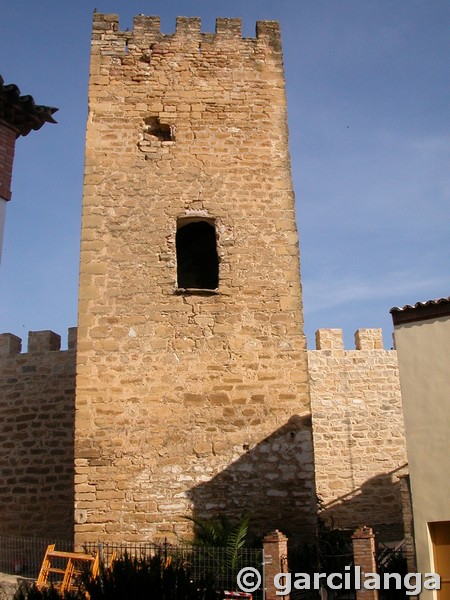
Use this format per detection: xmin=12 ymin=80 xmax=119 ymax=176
xmin=176 ymin=219 xmax=219 ymax=290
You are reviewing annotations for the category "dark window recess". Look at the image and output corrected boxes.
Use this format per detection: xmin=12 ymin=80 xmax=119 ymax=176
xmin=144 ymin=116 xmax=173 ymax=141
xmin=176 ymin=221 xmax=219 ymax=290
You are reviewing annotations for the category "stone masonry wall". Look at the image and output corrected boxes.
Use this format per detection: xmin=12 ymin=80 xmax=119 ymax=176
xmin=0 ymin=325 xmax=407 ymax=543
xmin=308 ymin=328 xmax=408 ymax=541
xmin=0 ymin=329 xmax=76 ymax=539
xmin=0 ymin=16 xmax=409 ymax=547
xmin=75 ymin=14 xmax=315 ymax=545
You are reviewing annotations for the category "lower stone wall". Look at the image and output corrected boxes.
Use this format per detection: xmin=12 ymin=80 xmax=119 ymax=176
xmin=0 ymin=326 xmax=408 ymax=544
xmin=308 ymin=328 xmax=408 ymax=542
xmin=0 ymin=329 xmax=76 ymax=539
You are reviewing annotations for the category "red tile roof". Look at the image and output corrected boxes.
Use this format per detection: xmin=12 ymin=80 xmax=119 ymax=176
xmin=390 ymin=297 xmax=450 ymax=325
xmin=0 ymin=75 xmax=57 ymax=137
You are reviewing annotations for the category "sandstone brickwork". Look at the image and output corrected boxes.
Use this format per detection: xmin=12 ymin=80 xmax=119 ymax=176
xmin=308 ymin=329 xmax=408 ymax=541
xmin=75 ymin=13 xmax=315 ymax=545
xmin=0 ymin=329 xmax=76 ymax=538
xmin=0 ymin=325 xmax=408 ymax=544
xmin=0 ymin=14 xmax=410 ymax=549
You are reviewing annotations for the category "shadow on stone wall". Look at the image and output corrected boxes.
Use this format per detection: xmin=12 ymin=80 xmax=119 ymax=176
xmin=317 ymin=464 xmax=408 ymax=542
xmin=186 ymin=414 xmax=317 ymax=543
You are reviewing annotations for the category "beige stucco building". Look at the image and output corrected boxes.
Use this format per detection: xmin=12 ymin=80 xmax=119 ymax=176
xmin=391 ymin=298 xmax=450 ymax=600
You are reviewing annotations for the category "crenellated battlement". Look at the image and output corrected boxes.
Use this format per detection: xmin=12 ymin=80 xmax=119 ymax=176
xmin=0 ymin=327 xmax=77 ymax=357
xmin=313 ymin=328 xmax=387 ymax=351
xmin=91 ymin=12 xmax=281 ymax=58
xmin=1 ymin=327 xmax=389 ymax=354
xmin=93 ymin=12 xmax=280 ymax=41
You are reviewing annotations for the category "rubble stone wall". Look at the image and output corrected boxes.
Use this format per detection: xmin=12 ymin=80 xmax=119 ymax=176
xmin=0 ymin=329 xmax=76 ymax=539
xmin=308 ymin=328 xmax=408 ymax=541
xmin=75 ymin=13 xmax=315 ymax=545
xmin=0 ymin=325 xmax=408 ymax=543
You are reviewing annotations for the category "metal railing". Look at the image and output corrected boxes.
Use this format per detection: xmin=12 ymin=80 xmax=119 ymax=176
xmin=376 ymin=542 xmax=408 ymax=600
xmin=0 ymin=535 xmax=73 ymax=579
xmin=84 ymin=541 xmax=264 ymax=600
xmin=0 ymin=536 xmax=264 ymax=599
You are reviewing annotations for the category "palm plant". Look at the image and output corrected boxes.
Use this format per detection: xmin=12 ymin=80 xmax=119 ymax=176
xmin=184 ymin=514 xmax=250 ymax=580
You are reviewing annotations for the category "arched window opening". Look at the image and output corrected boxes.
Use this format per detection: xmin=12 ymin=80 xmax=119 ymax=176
xmin=176 ymin=220 xmax=219 ymax=290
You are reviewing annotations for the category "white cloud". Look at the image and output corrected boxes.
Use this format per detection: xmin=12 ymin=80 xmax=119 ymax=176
xmin=303 ymin=271 xmax=449 ymax=314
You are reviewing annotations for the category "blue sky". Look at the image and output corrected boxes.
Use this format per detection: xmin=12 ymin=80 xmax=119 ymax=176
xmin=1 ymin=1 xmax=449 ymax=350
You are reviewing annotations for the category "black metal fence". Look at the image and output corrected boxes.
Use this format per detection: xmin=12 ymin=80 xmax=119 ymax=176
xmin=376 ymin=543 xmax=408 ymax=600
xmin=0 ymin=535 xmax=73 ymax=579
xmin=288 ymin=535 xmax=355 ymax=600
xmin=0 ymin=537 xmax=263 ymax=599
xmin=83 ymin=541 xmax=264 ymax=600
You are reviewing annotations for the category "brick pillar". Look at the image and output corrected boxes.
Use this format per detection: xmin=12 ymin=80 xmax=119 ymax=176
xmin=263 ymin=530 xmax=289 ymax=600
xmin=398 ymin=474 xmax=417 ymax=572
xmin=0 ymin=122 xmax=16 ymax=262
xmin=0 ymin=122 xmax=16 ymax=202
xmin=352 ymin=527 xmax=378 ymax=600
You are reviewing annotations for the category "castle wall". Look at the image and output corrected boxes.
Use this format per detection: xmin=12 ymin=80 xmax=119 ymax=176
xmin=0 ymin=324 xmax=408 ymax=543
xmin=0 ymin=329 xmax=76 ymax=539
xmin=0 ymin=16 xmax=409 ymax=547
xmin=75 ymin=14 xmax=315 ymax=544
xmin=308 ymin=328 xmax=408 ymax=541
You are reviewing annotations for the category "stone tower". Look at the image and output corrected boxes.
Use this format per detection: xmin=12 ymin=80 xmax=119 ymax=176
xmin=75 ymin=13 xmax=315 ymax=545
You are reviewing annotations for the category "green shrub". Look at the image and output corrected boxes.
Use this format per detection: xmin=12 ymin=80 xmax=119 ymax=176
xmin=84 ymin=552 xmax=216 ymax=600
xmin=14 ymin=552 xmax=217 ymax=600
xmin=13 ymin=582 xmax=83 ymax=600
